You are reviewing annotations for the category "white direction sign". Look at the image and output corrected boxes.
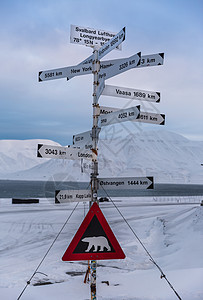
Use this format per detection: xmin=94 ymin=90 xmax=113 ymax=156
xmin=136 ymin=112 xmax=165 ymax=125
xmin=55 ymin=189 xmax=91 ymax=203
xmin=100 ymin=106 xmax=118 ymax=115
xmin=98 ymin=52 xmax=164 ymax=81
xmin=73 ymin=130 xmax=93 ymax=150
xmin=39 ymin=52 xmax=164 ymax=83
xmin=98 ymin=27 xmax=125 ymax=60
xmin=96 ymin=52 xmax=164 ymax=82
xmin=39 ymin=62 xmax=92 ymax=82
xmin=99 ymin=177 xmax=154 ymax=190
xmin=99 ymin=105 xmax=140 ymax=127
xmin=139 ymin=53 xmax=164 ymax=67
xmin=100 ymin=106 xmax=165 ymax=126
xmin=70 ymin=25 xmax=122 ymax=50
xmin=37 ymin=144 xmax=94 ymax=161
xmin=98 ymin=52 xmax=141 ymax=81
xmin=73 ymin=128 xmax=100 ymax=149
xmin=102 ymin=84 xmax=160 ymax=102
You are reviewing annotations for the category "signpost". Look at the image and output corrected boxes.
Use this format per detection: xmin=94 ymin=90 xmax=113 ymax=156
xmin=99 ymin=177 xmax=154 ymax=190
xmin=55 ymin=189 xmax=91 ymax=203
xmin=37 ymin=144 xmax=94 ymax=161
xmin=38 ymin=24 xmax=164 ymax=300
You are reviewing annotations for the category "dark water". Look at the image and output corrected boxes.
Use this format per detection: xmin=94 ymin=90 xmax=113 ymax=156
xmin=0 ymin=180 xmax=203 ymax=198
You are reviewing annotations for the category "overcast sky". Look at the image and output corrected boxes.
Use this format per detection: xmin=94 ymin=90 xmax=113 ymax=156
xmin=0 ymin=0 xmax=202 ymax=145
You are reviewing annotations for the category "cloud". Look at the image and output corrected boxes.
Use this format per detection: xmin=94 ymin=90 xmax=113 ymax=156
xmin=0 ymin=0 xmax=202 ymax=144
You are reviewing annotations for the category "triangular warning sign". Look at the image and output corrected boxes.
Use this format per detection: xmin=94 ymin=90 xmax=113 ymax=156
xmin=62 ymin=202 xmax=125 ymax=261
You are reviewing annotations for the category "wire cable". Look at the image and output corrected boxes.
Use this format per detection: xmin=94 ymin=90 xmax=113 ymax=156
xmin=17 ymin=201 xmax=79 ymax=300
xmin=100 ymin=185 xmax=182 ymax=300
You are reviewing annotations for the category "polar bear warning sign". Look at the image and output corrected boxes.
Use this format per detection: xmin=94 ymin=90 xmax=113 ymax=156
xmin=62 ymin=202 xmax=125 ymax=261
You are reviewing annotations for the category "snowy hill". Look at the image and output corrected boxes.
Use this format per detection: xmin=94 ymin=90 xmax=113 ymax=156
xmin=0 ymin=130 xmax=203 ymax=183
xmin=0 ymin=139 xmax=60 ymax=175
xmin=99 ymin=130 xmax=203 ymax=183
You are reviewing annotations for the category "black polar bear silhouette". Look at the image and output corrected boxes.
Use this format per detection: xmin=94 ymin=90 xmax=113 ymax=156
xmin=82 ymin=236 xmax=111 ymax=252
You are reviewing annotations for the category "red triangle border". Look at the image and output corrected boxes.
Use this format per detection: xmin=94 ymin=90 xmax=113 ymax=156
xmin=62 ymin=202 xmax=125 ymax=261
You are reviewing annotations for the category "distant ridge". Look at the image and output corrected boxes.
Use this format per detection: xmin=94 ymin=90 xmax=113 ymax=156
xmin=0 ymin=130 xmax=203 ymax=184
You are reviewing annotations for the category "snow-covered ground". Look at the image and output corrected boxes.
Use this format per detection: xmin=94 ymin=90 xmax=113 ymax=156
xmin=0 ymin=197 xmax=203 ymax=299
xmin=1 ymin=130 xmax=203 ymax=183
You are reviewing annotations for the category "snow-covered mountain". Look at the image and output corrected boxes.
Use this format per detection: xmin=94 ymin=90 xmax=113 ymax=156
xmin=0 ymin=130 xmax=203 ymax=183
xmin=0 ymin=139 xmax=60 ymax=175
xmin=99 ymin=130 xmax=203 ymax=183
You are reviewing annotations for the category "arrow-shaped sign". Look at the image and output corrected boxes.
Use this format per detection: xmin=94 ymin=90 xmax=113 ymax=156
xmin=66 ymin=52 xmax=164 ymax=81
xmin=139 ymin=53 xmax=164 ymax=67
xmin=37 ymin=144 xmax=94 ymax=160
xmin=100 ymin=106 xmax=165 ymax=126
xmin=82 ymin=52 xmax=164 ymax=68
xmin=97 ymin=27 xmax=125 ymax=60
xmin=98 ymin=52 xmax=141 ymax=81
xmin=73 ymin=130 xmax=92 ymax=145
xmin=38 ymin=62 xmax=92 ymax=82
xmin=99 ymin=105 xmax=140 ymax=127
xmin=73 ymin=128 xmax=100 ymax=149
xmin=66 ymin=52 xmax=140 ymax=82
xmin=55 ymin=189 xmax=91 ymax=203
xmin=100 ymin=53 xmax=164 ymax=70
xmin=136 ymin=112 xmax=165 ymax=125
xmin=98 ymin=52 xmax=165 ymax=81
xmin=99 ymin=177 xmax=154 ymax=190
xmin=73 ymin=130 xmax=93 ymax=150
xmin=102 ymin=84 xmax=160 ymax=102
xmin=39 ymin=52 xmax=164 ymax=83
